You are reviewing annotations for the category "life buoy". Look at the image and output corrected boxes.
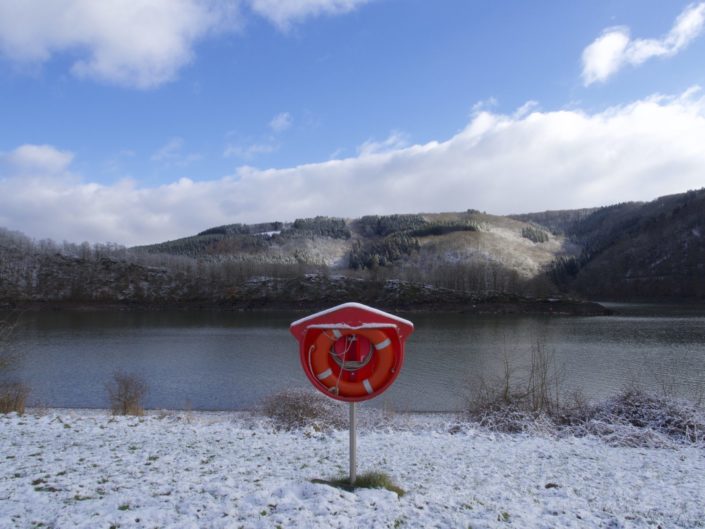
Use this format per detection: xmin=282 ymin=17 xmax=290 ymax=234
xmin=307 ymin=327 xmax=398 ymax=400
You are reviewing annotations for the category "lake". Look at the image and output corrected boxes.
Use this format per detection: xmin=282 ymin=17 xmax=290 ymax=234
xmin=4 ymin=303 xmax=705 ymax=411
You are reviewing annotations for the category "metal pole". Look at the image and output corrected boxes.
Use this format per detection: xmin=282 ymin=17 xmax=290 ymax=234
xmin=349 ymin=401 xmax=357 ymax=486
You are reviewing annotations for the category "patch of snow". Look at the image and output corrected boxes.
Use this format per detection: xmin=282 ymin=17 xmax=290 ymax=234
xmin=306 ymin=323 xmax=399 ymax=330
xmin=1 ymin=411 xmax=703 ymax=528
xmin=290 ymin=302 xmax=414 ymax=330
xmin=245 ymin=276 xmax=273 ymax=284
xmin=254 ymin=230 xmax=281 ymax=238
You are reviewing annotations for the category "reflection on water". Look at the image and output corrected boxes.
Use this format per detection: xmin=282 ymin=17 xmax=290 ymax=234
xmin=5 ymin=304 xmax=705 ymax=412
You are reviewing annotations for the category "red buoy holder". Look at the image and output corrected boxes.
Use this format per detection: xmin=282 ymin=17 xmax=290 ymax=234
xmin=290 ymin=303 xmax=414 ymax=486
xmin=290 ymin=302 xmax=414 ymax=403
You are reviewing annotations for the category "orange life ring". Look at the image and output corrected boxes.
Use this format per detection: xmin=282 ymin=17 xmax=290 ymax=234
xmin=308 ymin=327 xmax=396 ymax=399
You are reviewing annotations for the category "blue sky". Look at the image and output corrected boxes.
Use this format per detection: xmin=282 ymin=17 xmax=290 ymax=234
xmin=1 ymin=0 xmax=705 ymax=245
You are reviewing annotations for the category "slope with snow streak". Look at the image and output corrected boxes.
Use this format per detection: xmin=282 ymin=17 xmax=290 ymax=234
xmin=1 ymin=411 xmax=703 ymax=528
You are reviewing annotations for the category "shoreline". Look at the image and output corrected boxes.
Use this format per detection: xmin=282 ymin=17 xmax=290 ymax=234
xmin=1 ymin=296 xmax=613 ymax=316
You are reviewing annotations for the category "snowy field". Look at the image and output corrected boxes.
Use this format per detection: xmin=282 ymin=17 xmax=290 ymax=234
xmin=1 ymin=410 xmax=704 ymax=529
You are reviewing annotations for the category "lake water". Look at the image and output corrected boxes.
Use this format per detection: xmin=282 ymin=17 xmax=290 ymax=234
xmin=4 ymin=303 xmax=705 ymax=411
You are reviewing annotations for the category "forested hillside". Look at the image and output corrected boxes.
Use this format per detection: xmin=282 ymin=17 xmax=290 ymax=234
xmin=539 ymin=189 xmax=705 ymax=300
xmin=2 ymin=189 xmax=702 ymax=309
xmin=0 ymin=211 xmax=575 ymax=310
xmin=133 ymin=211 xmax=568 ymax=296
xmin=510 ymin=208 xmax=598 ymax=235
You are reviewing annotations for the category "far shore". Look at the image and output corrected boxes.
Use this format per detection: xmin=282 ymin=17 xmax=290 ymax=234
xmin=1 ymin=296 xmax=613 ymax=316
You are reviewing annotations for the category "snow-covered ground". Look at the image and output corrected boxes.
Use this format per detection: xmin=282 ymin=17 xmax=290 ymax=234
xmin=1 ymin=410 xmax=704 ymax=529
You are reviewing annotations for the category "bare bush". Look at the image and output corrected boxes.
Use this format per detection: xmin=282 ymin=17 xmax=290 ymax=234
xmin=465 ymin=340 xmax=705 ymax=446
xmin=261 ymin=388 xmax=346 ymax=431
xmin=469 ymin=356 xmax=705 ymax=446
xmin=1 ymin=314 xmax=30 ymax=414
xmin=559 ymin=387 xmax=705 ymax=447
xmin=106 ymin=371 xmax=148 ymax=416
xmin=0 ymin=382 xmax=30 ymax=414
xmin=465 ymin=340 xmax=563 ymax=432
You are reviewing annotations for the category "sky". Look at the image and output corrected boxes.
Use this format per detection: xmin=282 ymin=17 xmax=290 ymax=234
xmin=1 ymin=0 xmax=705 ymax=246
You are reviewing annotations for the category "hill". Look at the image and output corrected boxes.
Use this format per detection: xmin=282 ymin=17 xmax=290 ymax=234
xmin=133 ymin=211 xmax=574 ymax=292
xmin=2 ymin=188 xmax=703 ymax=310
xmin=540 ymin=189 xmax=705 ymax=300
xmin=1 ymin=211 xmax=596 ymax=312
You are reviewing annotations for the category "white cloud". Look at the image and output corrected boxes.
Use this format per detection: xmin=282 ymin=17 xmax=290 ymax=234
xmin=512 ymin=101 xmax=539 ymax=119
xmin=248 ymin=0 xmax=369 ymax=31
xmin=1 ymin=144 xmax=74 ymax=173
xmin=582 ymin=3 xmax=705 ymax=85
xmin=151 ymin=137 xmax=201 ymax=165
xmin=223 ymin=141 xmax=277 ymax=160
xmin=0 ymin=0 xmax=372 ymax=88
xmin=471 ymin=97 xmax=499 ymax=114
xmin=3 ymin=89 xmax=705 ymax=245
xmin=582 ymin=29 xmax=631 ymax=86
xmin=269 ymin=112 xmax=293 ymax=133
xmin=357 ymin=130 xmax=410 ymax=156
xmin=0 ymin=0 xmax=240 ymax=89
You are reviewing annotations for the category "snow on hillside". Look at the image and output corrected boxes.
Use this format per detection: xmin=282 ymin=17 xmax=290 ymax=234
xmin=1 ymin=410 xmax=704 ymax=529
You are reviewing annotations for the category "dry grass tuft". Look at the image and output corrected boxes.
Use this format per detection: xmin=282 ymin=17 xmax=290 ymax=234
xmin=261 ymin=388 xmax=346 ymax=431
xmin=0 ymin=382 xmax=30 ymax=414
xmin=312 ymin=471 xmax=405 ymax=497
xmin=1 ymin=313 xmax=30 ymax=415
xmin=106 ymin=371 xmax=148 ymax=416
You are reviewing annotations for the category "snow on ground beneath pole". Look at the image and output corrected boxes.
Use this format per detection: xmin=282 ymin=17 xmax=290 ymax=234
xmin=1 ymin=410 xmax=704 ymax=529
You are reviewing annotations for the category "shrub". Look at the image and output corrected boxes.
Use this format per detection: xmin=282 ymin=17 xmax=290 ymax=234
xmin=261 ymin=388 xmax=345 ymax=431
xmin=0 ymin=382 xmax=29 ymax=414
xmin=1 ymin=314 xmax=30 ymax=414
xmin=467 ymin=354 xmax=705 ymax=446
xmin=106 ymin=371 xmax=148 ymax=416
xmin=559 ymin=387 xmax=705 ymax=446
xmin=465 ymin=340 xmax=563 ymax=432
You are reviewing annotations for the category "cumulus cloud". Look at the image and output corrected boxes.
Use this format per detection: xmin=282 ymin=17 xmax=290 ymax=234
xmin=0 ymin=0 xmax=370 ymax=88
xmin=1 ymin=144 xmax=74 ymax=173
xmin=582 ymin=2 xmax=705 ymax=85
xmin=3 ymin=90 xmax=705 ymax=245
xmin=0 ymin=0 xmax=241 ymax=89
xmin=248 ymin=0 xmax=370 ymax=31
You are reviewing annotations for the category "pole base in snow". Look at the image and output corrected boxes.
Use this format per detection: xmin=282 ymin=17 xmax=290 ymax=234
xmin=349 ymin=402 xmax=356 ymax=486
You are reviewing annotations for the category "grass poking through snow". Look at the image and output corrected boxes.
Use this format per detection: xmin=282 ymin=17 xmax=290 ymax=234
xmin=312 ymin=471 xmax=405 ymax=497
